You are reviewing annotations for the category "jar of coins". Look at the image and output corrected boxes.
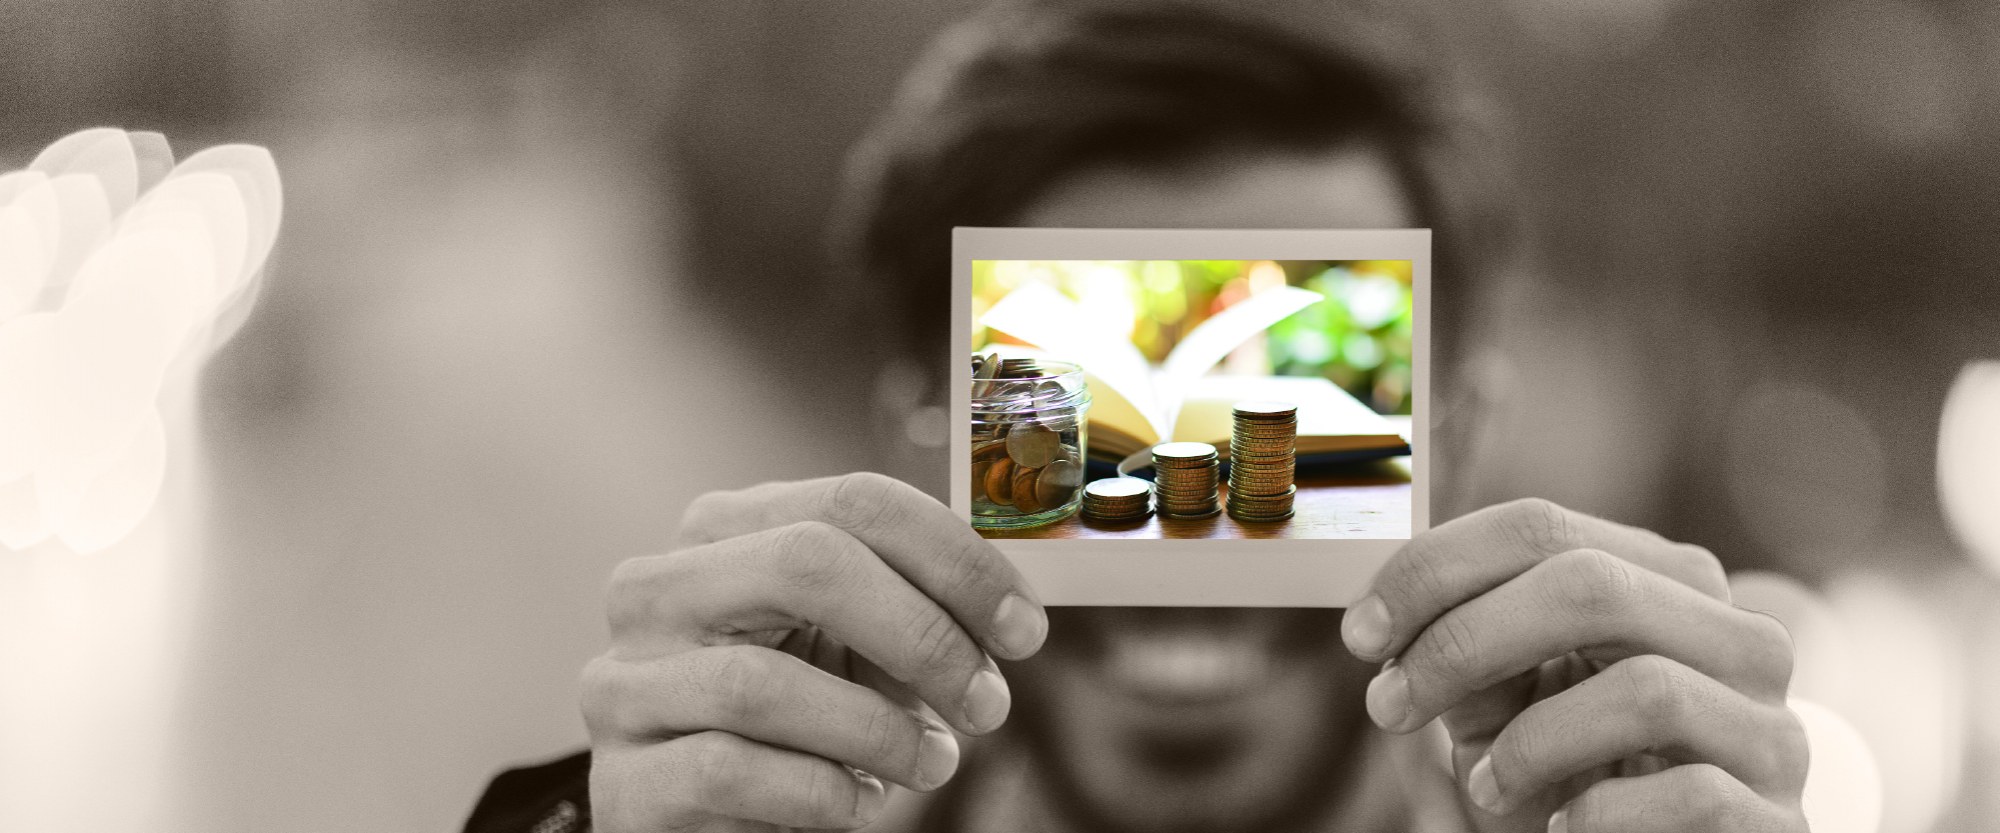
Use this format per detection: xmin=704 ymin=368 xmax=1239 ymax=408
xmin=970 ymin=355 xmax=1090 ymax=529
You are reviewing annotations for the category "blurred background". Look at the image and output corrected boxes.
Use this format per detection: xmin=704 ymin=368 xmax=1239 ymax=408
xmin=972 ymin=259 xmax=1416 ymax=414
xmin=3 ymin=0 xmax=1998 ymax=831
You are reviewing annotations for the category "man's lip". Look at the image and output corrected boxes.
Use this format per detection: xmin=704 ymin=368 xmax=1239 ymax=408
xmin=1094 ymin=629 xmax=1279 ymax=706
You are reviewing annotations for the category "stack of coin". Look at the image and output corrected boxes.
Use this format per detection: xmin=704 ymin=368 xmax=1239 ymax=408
xmin=1080 ymin=477 xmax=1152 ymax=521
xmin=1227 ymin=401 xmax=1298 ymax=522
xmin=1151 ymin=441 xmax=1221 ymax=518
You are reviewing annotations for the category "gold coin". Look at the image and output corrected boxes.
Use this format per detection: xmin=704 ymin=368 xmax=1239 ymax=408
xmin=971 ymin=460 xmax=991 ymax=502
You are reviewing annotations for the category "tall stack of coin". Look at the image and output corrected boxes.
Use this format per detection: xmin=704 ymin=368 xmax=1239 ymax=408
xmin=1227 ymin=401 xmax=1298 ymax=522
xmin=1151 ymin=441 xmax=1221 ymax=518
xmin=1080 ymin=477 xmax=1152 ymax=521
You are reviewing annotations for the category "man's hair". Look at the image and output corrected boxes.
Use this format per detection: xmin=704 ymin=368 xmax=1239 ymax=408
xmin=832 ymin=0 xmax=1502 ymax=367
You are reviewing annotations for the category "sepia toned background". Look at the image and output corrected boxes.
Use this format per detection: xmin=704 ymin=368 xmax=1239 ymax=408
xmin=3 ymin=0 xmax=1998 ymax=831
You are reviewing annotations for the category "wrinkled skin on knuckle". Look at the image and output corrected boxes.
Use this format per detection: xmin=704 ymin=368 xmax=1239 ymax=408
xmin=1421 ymin=611 xmax=1487 ymax=694
xmin=1681 ymin=763 xmax=1745 ymax=827
xmin=1502 ymin=497 xmax=1575 ymax=555
xmin=859 ymin=699 xmax=920 ymax=777
xmin=1554 ymin=549 xmax=1642 ymax=623
xmin=702 ymin=647 xmax=779 ymax=728
xmin=899 ymin=604 xmax=972 ymax=685
xmin=678 ymin=731 xmax=748 ymax=813
xmin=801 ymin=756 xmax=855 ymax=823
xmin=1622 ymin=654 xmax=1695 ymax=731
xmin=770 ymin=520 xmax=855 ymax=595
xmin=820 ymin=472 xmax=905 ymax=533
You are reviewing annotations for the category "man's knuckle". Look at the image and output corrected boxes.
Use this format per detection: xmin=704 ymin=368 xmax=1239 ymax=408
xmin=1554 ymin=548 xmax=1641 ymax=620
xmin=1769 ymin=705 xmax=1812 ymax=788
xmin=604 ymin=555 xmax=666 ymax=635
xmin=703 ymin=648 xmax=778 ymax=724
xmin=679 ymin=736 xmax=744 ymax=810
xmin=1622 ymin=654 xmax=1693 ymax=726
xmin=821 ymin=472 xmax=904 ymax=532
xmin=1425 ymin=612 xmax=1485 ymax=682
xmin=1680 ymin=762 xmax=1739 ymax=821
xmin=579 ymin=656 xmax=624 ymax=738
xmin=772 ymin=521 xmax=854 ymax=590
xmin=1744 ymin=610 xmax=1798 ymax=691
xmin=1676 ymin=542 xmax=1728 ymax=595
xmin=1506 ymin=497 xmax=1574 ymax=554
xmin=860 ymin=703 xmax=916 ymax=771
xmin=678 ymin=491 xmax=734 ymax=543
xmin=901 ymin=608 xmax=970 ymax=679
xmin=802 ymin=758 xmax=852 ymax=816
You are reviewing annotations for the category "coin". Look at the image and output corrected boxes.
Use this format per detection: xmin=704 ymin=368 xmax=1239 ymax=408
xmin=1013 ymin=465 xmax=1044 ymax=513
xmin=1085 ymin=478 xmax=1149 ymax=498
xmin=985 ymin=458 xmax=1015 ymax=505
xmin=1007 ymin=422 xmax=1061 ymax=468
xmin=973 ymin=439 xmax=1011 ymax=462
xmin=1152 ymin=441 xmax=1218 ymax=461
xmin=971 ymin=460 xmax=991 ymax=502
xmin=1233 ymin=401 xmax=1298 ymax=419
xmin=1036 ymin=459 xmax=1083 ymax=507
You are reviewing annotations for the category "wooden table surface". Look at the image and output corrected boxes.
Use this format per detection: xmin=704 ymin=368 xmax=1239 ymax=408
xmin=980 ymin=458 xmax=1412 ymax=540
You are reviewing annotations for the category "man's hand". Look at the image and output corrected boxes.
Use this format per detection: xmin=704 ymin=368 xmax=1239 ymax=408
xmin=1342 ymin=499 xmax=1808 ymax=832
xmin=581 ymin=473 xmax=1048 ymax=832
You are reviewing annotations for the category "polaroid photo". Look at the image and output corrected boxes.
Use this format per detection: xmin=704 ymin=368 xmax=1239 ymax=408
xmin=951 ymin=228 xmax=1429 ymax=606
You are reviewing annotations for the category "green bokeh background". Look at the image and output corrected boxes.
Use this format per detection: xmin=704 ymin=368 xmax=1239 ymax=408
xmin=972 ymin=259 xmax=1413 ymax=415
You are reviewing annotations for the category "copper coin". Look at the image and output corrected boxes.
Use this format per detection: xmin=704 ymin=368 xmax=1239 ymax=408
xmin=985 ymin=458 xmax=1015 ymax=505
xmin=1013 ymin=465 xmax=1044 ymax=513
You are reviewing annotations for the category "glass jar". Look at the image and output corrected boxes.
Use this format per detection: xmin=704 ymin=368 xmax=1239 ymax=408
xmin=970 ymin=357 xmax=1090 ymax=529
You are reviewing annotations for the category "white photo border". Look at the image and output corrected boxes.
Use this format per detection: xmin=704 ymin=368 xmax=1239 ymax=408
xmin=951 ymin=228 xmax=1430 ymax=606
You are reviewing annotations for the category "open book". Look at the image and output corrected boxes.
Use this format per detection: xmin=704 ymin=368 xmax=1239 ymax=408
xmin=979 ymin=282 xmax=1410 ymax=467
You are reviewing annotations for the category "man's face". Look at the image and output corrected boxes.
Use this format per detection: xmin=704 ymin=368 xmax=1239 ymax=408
xmin=1004 ymin=144 xmax=1418 ymax=833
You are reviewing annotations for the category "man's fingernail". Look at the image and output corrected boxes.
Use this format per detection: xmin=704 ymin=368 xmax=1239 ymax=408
xmin=854 ymin=770 xmax=887 ymax=822
xmin=1365 ymin=659 xmax=1413 ymax=731
xmin=1547 ymin=806 xmax=1569 ymax=833
xmin=913 ymin=721 xmax=960 ymax=791
xmin=963 ymin=667 xmax=1011 ymax=734
xmin=1467 ymin=752 xmax=1504 ymax=814
xmin=1343 ymin=595 xmax=1393 ymax=658
xmin=991 ymin=593 xmax=1047 ymax=659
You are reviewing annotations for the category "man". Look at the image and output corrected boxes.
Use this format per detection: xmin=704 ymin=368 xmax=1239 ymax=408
xmin=469 ymin=4 xmax=1809 ymax=832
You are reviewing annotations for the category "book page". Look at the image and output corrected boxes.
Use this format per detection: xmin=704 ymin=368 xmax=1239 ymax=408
xmin=980 ymin=281 xmax=1170 ymax=442
xmin=1173 ymin=374 xmax=1395 ymax=443
xmin=1155 ymin=285 xmax=1322 ymax=426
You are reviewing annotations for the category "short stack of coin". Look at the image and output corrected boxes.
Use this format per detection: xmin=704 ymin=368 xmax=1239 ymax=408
xmin=1080 ymin=477 xmax=1152 ymax=522
xmin=1227 ymin=401 xmax=1298 ymax=522
xmin=1151 ymin=441 xmax=1221 ymax=518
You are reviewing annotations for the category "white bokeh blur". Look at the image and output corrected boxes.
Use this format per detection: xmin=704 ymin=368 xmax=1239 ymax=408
xmin=0 ymin=128 xmax=281 ymax=829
